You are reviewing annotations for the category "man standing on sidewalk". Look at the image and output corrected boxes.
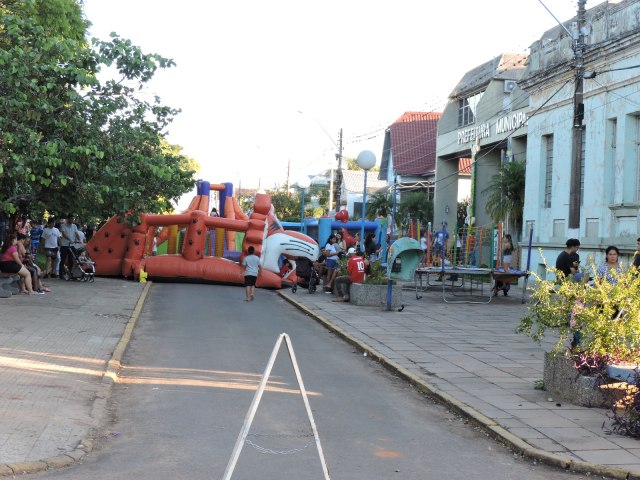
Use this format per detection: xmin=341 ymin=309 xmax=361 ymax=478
xmin=333 ymin=248 xmax=368 ymax=303
xmin=59 ymin=214 xmax=80 ymax=278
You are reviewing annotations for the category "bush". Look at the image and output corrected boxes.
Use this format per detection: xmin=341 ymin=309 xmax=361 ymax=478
xmin=520 ymin=259 xmax=640 ymax=438
xmin=364 ymin=260 xmax=390 ymax=285
xmin=517 ymin=261 xmax=640 ymax=363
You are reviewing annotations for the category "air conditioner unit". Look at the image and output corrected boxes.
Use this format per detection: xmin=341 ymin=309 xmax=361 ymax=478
xmin=504 ymin=80 xmax=517 ymax=93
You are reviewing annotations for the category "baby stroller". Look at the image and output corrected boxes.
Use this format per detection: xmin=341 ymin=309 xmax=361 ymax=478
xmin=291 ymin=257 xmax=319 ymax=294
xmin=62 ymin=246 xmax=95 ymax=282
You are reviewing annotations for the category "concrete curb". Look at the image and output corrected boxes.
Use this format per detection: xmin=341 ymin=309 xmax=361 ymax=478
xmin=0 ymin=281 xmax=152 ymax=477
xmin=278 ymin=290 xmax=636 ymax=480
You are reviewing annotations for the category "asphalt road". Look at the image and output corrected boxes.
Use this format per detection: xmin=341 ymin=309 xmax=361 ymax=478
xmin=34 ymin=283 xmax=593 ymax=479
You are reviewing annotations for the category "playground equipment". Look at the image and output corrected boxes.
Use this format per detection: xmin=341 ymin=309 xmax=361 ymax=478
xmin=87 ymin=181 xmax=319 ymax=289
xmin=388 ymin=237 xmax=423 ymax=282
xmin=414 ymin=223 xmax=533 ymax=304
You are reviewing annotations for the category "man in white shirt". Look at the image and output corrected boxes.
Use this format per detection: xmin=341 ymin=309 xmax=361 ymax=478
xmin=41 ymin=218 xmax=62 ymax=278
xmin=59 ymin=214 xmax=79 ymax=277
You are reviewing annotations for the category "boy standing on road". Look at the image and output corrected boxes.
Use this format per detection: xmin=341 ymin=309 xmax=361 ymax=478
xmin=242 ymin=246 xmax=261 ymax=301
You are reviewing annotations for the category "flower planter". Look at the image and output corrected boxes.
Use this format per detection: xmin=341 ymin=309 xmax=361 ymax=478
xmin=607 ymin=364 xmax=639 ymax=383
xmin=543 ymin=353 xmax=610 ymax=407
xmin=350 ymin=283 xmax=403 ymax=308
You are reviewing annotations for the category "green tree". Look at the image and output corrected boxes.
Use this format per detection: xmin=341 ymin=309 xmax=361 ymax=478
xmin=309 ymin=184 xmax=329 ymax=217
xmin=0 ymin=0 xmax=196 ymax=224
xmin=366 ymin=192 xmax=392 ymax=220
xmin=344 ymin=157 xmax=380 ymax=173
xmin=237 ymin=192 xmax=255 ymax=215
xmin=1 ymin=0 xmax=86 ymax=43
xmin=397 ymin=191 xmax=433 ymax=228
xmin=268 ymin=188 xmax=307 ymax=222
xmin=481 ymin=160 xmax=525 ymax=239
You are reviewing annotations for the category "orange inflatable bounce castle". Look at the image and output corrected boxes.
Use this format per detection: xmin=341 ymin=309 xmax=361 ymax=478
xmin=87 ymin=181 xmax=319 ymax=289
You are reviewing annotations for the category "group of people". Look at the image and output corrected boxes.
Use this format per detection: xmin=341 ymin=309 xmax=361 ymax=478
xmin=0 ymin=233 xmax=49 ymax=295
xmin=318 ymin=231 xmax=378 ymax=295
xmin=41 ymin=215 xmax=87 ymax=279
xmin=0 ymin=214 xmax=89 ymax=297
xmin=277 ymin=231 xmax=376 ymax=302
xmin=555 ymin=237 xmax=640 ymax=285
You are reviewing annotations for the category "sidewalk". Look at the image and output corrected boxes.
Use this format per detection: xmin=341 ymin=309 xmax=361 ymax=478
xmin=0 ymin=277 xmax=145 ymax=475
xmin=279 ymin=282 xmax=640 ymax=479
xmin=1 ymin=275 xmax=638 ymax=478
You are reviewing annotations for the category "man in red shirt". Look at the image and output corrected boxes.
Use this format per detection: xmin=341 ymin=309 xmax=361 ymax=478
xmin=333 ymin=248 xmax=368 ymax=302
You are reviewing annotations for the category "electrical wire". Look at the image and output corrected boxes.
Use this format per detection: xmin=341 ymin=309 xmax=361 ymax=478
xmin=384 ymin=77 xmax=573 ymax=196
xmin=366 ymin=77 xmax=568 ymax=185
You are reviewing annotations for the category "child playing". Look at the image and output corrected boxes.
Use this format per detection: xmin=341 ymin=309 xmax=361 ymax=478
xmin=242 ymin=246 xmax=261 ymax=301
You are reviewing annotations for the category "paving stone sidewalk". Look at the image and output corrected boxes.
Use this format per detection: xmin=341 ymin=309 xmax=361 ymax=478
xmin=0 ymin=277 xmax=143 ymax=474
xmin=279 ymin=281 xmax=640 ymax=479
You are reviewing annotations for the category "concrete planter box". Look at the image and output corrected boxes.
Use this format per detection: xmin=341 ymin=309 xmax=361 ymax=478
xmin=543 ymin=353 xmax=610 ymax=408
xmin=0 ymin=274 xmax=20 ymax=298
xmin=350 ymin=283 xmax=403 ymax=308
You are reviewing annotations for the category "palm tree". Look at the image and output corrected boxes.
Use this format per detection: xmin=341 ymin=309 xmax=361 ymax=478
xmin=366 ymin=192 xmax=392 ymax=220
xmin=397 ymin=191 xmax=433 ymax=228
xmin=481 ymin=160 xmax=525 ymax=239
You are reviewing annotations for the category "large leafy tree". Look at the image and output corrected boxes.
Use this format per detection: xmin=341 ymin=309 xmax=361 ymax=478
xmin=481 ymin=160 xmax=525 ymax=239
xmin=0 ymin=0 xmax=196 ymax=223
xmin=268 ymin=188 xmax=302 ymax=222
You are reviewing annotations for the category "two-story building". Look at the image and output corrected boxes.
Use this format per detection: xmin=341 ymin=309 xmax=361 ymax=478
xmin=434 ymin=53 xmax=529 ymax=233
xmin=519 ymin=0 xmax=640 ymax=276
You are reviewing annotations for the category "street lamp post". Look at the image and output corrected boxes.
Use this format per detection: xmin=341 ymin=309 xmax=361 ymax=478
xmin=386 ymin=172 xmax=398 ymax=311
xmin=356 ymin=151 xmax=377 ymax=254
xmin=297 ymin=176 xmax=311 ymax=234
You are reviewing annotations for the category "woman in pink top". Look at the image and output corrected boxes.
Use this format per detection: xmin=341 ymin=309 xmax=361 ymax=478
xmin=0 ymin=234 xmax=39 ymax=295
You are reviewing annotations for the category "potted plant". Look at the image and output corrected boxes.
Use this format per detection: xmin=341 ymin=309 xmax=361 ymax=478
xmin=517 ymin=260 xmax=640 ymax=413
xmin=350 ymin=260 xmax=402 ymax=308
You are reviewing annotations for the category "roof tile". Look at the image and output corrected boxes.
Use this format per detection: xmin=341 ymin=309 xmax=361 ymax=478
xmin=388 ymin=111 xmax=441 ymax=176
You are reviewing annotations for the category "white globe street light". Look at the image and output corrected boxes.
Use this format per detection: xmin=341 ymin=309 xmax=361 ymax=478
xmin=356 ymin=150 xmax=377 ymax=253
xmin=296 ymin=176 xmax=311 ymax=234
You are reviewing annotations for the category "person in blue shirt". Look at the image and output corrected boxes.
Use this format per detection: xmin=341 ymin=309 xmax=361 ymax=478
xmin=432 ymin=223 xmax=449 ymax=257
xmin=29 ymin=220 xmax=44 ymax=258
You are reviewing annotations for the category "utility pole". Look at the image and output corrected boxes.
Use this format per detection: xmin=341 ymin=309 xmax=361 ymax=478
xmin=286 ymin=159 xmax=291 ymax=194
xmin=569 ymin=0 xmax=587 ymax=229
xmin=333 ymin=128 xmax=344 ymax=211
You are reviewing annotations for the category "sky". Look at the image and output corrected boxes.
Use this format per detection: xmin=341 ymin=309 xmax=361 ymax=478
xmin=82 ymin=0 xmax=582 ymax=205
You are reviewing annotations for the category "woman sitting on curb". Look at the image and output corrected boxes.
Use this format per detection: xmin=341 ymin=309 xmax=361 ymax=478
xmin=0 ymin=234 xmax=43 ymax=295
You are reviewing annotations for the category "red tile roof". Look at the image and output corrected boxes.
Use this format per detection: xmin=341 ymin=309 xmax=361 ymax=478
xmin=389 ymin=112 xmax=441 ymax=175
